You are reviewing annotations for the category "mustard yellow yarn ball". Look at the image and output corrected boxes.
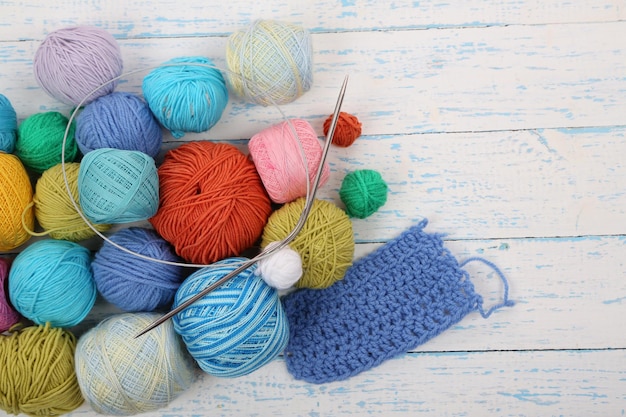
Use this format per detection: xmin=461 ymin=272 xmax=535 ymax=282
xmin=262 ymin=198 xmax=354 ymax=289
xmin=0 ymin=153 xmax=34 ymax=250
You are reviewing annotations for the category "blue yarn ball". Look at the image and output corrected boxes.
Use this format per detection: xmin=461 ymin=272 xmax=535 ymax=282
xmin=0 ymin=93 xmax=17 ymax=153
xmin=76 ymin=92 xmax=163 ymax=158
xmin=78 ymin=148 xmax=159 ymax=224
xmin=92 ymin=227 xmax=186 ymax=312
xmin=9 ymin=239 xmax=96 ymax=327
xmin=173 ymin=258 xmax=289 ymax=378
xmin=142 ymin=57 xmax=228 ymax=139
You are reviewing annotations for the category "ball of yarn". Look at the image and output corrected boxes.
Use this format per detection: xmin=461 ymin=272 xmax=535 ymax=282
xmin=0 ymin=153 xmax=34 ymax=251
xmin=323 ymin=111 xmax=362 ymax=147
xmin=142 ymin=56 xmax=228 ymax=139
xmin=150 ymin=141 xmax=271 ymax=264
xmin=0 ymin=324 xmax=83 ymax=416
xmin=15 ymin=111 xmax=78 ymax=173
xmin=76 ymin=92 xmax=163 ymax=157
xmin=75 ymin=313 xmax=195 ymax=416
xmin=78 ymin=148 xmax=159 ymax=224
xmin=255 ymin=242 xmax=303 ymax=290
xmin=0 ymin=257 xmax=20 ymax=332
xmin=173 ymin=258 xmax=289 ymax=377
xmin=33 ymin=162 xmax=111 ymax=241
xmin=340 ymin=169 xmax=388 ymax=219
xmin=249 ymin=118 xmax=330 ymax=204
xmin=9 ymin=239 xmax=96 ymax=328
xmin=225 ymin=19 xmax=313 ymax=106
xmin=262 ymin=198 xmax=354 ymax=289
xmin=0 ymin=93 xmax=17 ymax=153
xmin=92 ymin=227 xmax=186 ymax=312
xmin=33 ymin=26 xmax=123 ymax=106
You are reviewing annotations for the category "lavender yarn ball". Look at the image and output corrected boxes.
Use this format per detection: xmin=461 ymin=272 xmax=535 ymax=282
xmin=0 ymin=94 xmax=17 ymax=153
xmin=76 ymin=92 xmax=163 ymax=157
xmin=33 ymin=26 xmax=123 ymax=106
xmin=92 ymin=227 xmax=186 ymax=312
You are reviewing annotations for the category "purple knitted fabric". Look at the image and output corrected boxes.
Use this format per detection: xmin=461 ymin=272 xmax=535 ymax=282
xmin=282 ymin=220 xmax=513 ymax=383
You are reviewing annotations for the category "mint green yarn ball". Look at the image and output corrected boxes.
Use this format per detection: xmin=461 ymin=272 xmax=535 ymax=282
xmin=339 ymin=169 xmax=388 ymax=219
xmin=16 ymin=111 xmax=77 ymax=173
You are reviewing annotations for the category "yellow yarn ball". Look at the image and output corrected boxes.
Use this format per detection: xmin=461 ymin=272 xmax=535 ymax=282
xmin=33 ymin=162 xmax=110 ymax=241
xmin=262 ymin=198 xmax=354 ymax=289
xmin=0 ymin=153 xmax=33 ymax=250
xmin=0 ymin=323 xmax=83 ymax=416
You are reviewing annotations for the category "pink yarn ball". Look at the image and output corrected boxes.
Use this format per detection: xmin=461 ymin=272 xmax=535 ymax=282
xmin=249 ymin=119 xmax=330 ymax=204
xmin=0 ymin=257 xmax=20 ymax=332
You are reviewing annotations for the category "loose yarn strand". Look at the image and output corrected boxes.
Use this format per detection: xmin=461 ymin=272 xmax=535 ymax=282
xmin=459 ymin=256 xmax=515 ymax=318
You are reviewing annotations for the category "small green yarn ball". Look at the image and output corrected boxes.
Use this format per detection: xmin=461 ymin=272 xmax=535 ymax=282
xmin=339 ymin=169 xmax=388 ymax=219
xmin=16 ymin=111 xmax=77 ymax=173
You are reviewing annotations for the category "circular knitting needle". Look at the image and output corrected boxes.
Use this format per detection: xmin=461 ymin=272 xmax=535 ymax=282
xmin=134 ymin=75 xmax=349 ymax=339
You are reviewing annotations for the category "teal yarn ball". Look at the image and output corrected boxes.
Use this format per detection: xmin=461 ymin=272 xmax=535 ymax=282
xmin=0 ymin=93 xmax=17 ymax=153
xmin=15 ymin=111 xmax=78 ymax=173
xmin=339 ymin=169 xmax=388 ymax=219
xmin=8 ymin=239 xmax=96 ymax=327
xmin=78 ymin=148 xmax=159 ymax=224
xmin=173 ymin=258 xmax=289 ymax=378
xmin=142 ymin=56 xmax=228 ymax=139
xmin=75 ymin=313 xmax=196 ymax=416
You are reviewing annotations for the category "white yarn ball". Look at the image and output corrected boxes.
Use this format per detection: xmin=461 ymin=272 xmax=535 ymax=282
xmin=255 ymin=242 xmax=303 ymax=290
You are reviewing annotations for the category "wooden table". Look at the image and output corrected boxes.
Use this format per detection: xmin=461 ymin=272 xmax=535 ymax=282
xmin=1 ymin=1 xmax=625 ymax=416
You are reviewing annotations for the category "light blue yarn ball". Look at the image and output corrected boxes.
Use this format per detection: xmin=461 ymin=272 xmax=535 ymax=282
xmin=173 ymin=257 xmax=289 ymax=378
xmin=78 ymin=148 xmax=159 ymax=224
xmin=142 ymin=56 xmax=228 ymax=139
xmin=0 ymin=93 xmax=17 ymax=153
xmin=92 ymin=227 xmax=186 ymax=312
xmin=76 ymin=92 xmax=163 ymax=158
xmin=9 ymin=239 xmax=96 ymax=327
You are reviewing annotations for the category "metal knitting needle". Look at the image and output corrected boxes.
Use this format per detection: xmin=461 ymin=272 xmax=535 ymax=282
xmin=134 ymin=75 xmax=349 ymax=339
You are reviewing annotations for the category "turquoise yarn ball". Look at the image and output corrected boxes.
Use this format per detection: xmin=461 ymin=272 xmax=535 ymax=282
xmin=173 ymin=258 xmax=289 ymax=378
xmin=0 ymin=93 xmax=17 ymax=153
xmin=339 ymin=169 xmax=388 ymax=219
xmin=78 ymin=148 xmax=159 ymax=224
xmin=75 ymin=313 xmax=196 ymax=415
xmin=142 ymin=56 xmax=228 ymax=139
xmin=9 ymin=239 xmax=96 ymax=327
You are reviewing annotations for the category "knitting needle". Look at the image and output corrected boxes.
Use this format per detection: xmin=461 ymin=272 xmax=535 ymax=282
xmin=134 ymin=75 xmax=349 ymax=338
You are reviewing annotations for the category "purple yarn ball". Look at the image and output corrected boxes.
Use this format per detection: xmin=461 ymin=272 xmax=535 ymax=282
xmin=33 ymin=26 xmax=123 ymax=106
xmin=76 ymin=92 xmax=163 ymax=158
xmin=92 ymin=227 xmax=187 ymax=312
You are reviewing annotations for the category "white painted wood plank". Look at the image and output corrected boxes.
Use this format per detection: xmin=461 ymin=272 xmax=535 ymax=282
xmin=1 ymin=22 xmax=625 ymax=137
xmin=65 ymin=349 xmax=626 ymax=416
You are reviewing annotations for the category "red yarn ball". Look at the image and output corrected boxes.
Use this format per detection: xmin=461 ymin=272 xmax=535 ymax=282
xmin=323 ymin=111 xmax=362 ymax=147
xmin=150 ymin=141 xmax=272 ymax=265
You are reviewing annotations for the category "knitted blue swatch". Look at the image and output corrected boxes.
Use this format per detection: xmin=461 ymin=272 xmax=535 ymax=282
xmin=282 ymin=220 xmax=514 ymax=384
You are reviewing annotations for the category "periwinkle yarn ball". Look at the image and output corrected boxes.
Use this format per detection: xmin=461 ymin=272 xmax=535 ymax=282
xmin=33 ymin=26 xmax=123 ymax=106
xmin=225 ymin=20 xmax=313 ymax=106
xmin=92 ymin=227 xmax=186 ymax=312
xmin=76 ymin=92 xmax=163 ymax=157
xmin=142 ymin=56 xmax=228 ymax=138
xmin=9 ymin=239 xmax=96 ymax=328
xmin=0 ymin=93 xmax=17 ymax=153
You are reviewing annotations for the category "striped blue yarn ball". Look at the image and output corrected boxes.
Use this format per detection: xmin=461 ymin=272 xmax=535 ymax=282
xmin=142 ymin=57 xmax=228 ymax=139
xmin=9 ymin=239 xmax=96 ymax=327
xmin=0 ymin=93 xmax=17 ymax=153
xmin=78 ymin=148 xmax=159 ymax=224
xmin=76 ymin=92 xmax=163 ymax=158
xmin=173 ymin=258 xmax=289 ymax=378
xmin=92 ymin=227 xmax=186 ymax=312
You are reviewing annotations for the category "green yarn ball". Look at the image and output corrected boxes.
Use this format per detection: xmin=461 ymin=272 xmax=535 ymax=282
xmin=16 ymin=111 xmax=77 ymax=173
xmin=339 ymin=169 xmax=388 ymax=219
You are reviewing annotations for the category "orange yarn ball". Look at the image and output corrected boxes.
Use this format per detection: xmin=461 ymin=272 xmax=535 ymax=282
xmin=0 ymin=153 xmax=34 ymax=250
xmin=323 ymin=111 xmax=362 ymax=147
xmin=150 ymin=141 xmax=272 ymax=264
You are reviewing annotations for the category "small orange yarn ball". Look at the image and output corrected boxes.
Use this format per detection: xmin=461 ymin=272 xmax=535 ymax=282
xmin=150 ymin=141 xmax=272 ymax=265
xmin=0 ymin=153 xmax=34 ymax=250
xmin=323 ymin=111 xmax=362 ymax=147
